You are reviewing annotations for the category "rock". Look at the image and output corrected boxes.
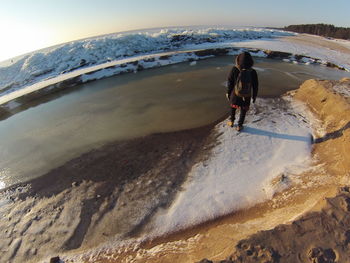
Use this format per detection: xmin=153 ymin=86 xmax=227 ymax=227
xmin=159 ymin=55 xmax=170 ymax=60
xmin=196 ymin=259 xmax=213 ymax=263
xmin=308 ymin=247 xmax=336 ymax=263
xmin=137 ymin=65 xmax=144 ymax=71
xmin=264 ymin=50 xmax=292 ymax=59
xmin=9 ymin=238 xmax=22 ymax=259
xmin=143 ymin=58 xmax=156 ymax=63
xmin=194 ymin=48 xmax=230 ymax=57
xmin=0 ymin=106 xmax=11 ymax=120
xmin=340 ymin=77 xmax=350 ymax=83
xmin=325 ymin=62 xmax=345 ymax=70
xmin=247 ymin=48 xmax=261 ymax=53
xmin=50 ymin=256 xmax=61 ymax=263
xmin=80 ymin=59 xmax=87 ymax=66
xmin=294 ymin=54 xmax=312 ymax=61
xmin=170 ymin=34 xmax=193 ymax=43
xmin=342 ymin=230 xmax=350 ymax=245
xmin=29 ymin=248 xmax=37 ymax=256
xmin=228 ymin=242 xmax=280 ymax=263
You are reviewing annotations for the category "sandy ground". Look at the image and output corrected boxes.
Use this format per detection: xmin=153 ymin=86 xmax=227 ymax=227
xmin=201 ymin=77 xmax=350 ymax=263
xmin=283 ymin=34 xmax=350 ymax=56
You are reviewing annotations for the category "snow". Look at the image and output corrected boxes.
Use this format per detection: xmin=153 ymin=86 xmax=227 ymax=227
xmin=333 ymin=82 xmax=350 ymax=97
xmin=147 ymin=97 xmax=315 ymax=236
xmin=0 ymin=27 xmax=292 ymax=98
xmin=228 ymin=38 xmax=350 ymax=71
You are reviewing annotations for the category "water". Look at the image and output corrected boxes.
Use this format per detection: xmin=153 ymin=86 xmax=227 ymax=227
xmin=0 ymin=56 xmax=349 ymax=188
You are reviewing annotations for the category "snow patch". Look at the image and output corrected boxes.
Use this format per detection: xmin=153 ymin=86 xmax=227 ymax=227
xmin=333 ymin=83 xmax=350 ymax=97
xmin=0 ymin=27 xmax=292 ymax=96
xmin=146 ymin=98 xmax=314 ymax=236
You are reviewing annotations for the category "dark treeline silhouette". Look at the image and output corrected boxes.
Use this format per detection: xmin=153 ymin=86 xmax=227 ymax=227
xmin=284 ymin=24 xmax=350 ymax=40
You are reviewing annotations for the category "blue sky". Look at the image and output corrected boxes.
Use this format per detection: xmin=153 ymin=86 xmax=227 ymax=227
xmin=0 ymin=0 xmax=349 ymax=61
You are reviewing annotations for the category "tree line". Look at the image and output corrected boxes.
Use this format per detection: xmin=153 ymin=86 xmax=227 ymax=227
xmin=284 ymin=24 xmax=350 ymax=40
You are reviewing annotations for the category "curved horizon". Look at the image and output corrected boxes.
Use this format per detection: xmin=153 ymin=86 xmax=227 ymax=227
xmin=1 ymin=0 xmax=349 ymax=63
xmin=0 ymin=24 xmax=278 ymax=64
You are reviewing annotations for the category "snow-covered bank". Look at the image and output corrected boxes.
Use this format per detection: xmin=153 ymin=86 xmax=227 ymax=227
xmin=56 ymin=97 xmax=320 ymax=263
xmin=0 ymin=27 xmax=292 ymax=96
xmin=228 ymin=36 xmax=350 ymax=72
xmin=68 ymin=79 xmax=350 ymax=263
xmin=145 ymin=97 xmax=316 ymax=237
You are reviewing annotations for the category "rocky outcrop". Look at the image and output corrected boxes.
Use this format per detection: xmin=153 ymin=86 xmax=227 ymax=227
xmin=194 ymin=48 xmax=231 ymax=57
xmin=264 ymin=50 xmax=292 ymax=59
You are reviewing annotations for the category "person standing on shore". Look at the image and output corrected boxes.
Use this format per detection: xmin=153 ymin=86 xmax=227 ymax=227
xmin=226 ymin=51 xmax=259 ymax=131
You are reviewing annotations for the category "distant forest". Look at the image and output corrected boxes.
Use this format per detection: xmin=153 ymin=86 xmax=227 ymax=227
xmin=284 ymin=24 xmax=350 ymax=40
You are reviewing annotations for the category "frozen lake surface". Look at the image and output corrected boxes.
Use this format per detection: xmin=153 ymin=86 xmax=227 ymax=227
xmin=0 ymin=56 xmax=349 ymax=188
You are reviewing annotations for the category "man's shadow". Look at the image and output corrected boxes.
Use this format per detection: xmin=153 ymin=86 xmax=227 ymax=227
xmin=242 ymin=121 xmax=350 ymax=144
xmin=312 ymin=121 xmax=350 ymax=144
xmin=242 ymin=126 xmax=313 ymax=143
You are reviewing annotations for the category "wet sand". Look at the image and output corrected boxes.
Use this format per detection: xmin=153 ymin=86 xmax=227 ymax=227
xmin=0 ymin=118 xmax=222 ymax=263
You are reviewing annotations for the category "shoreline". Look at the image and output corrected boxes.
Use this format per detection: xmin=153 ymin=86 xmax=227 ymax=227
xmin=0 ymin=116 xmax=224 ymax=263
xmin=73 ymin=81 xmax=350 ymax=263
xmin=200 ymin=77 xmax=350 ymax=263
xmin=1 ymin=33 xmax=349 ymax=119
xmin=1 ymin=34 xmax=350 ymax=263
xmin=59 ymin=96 xmax=321 ymax=263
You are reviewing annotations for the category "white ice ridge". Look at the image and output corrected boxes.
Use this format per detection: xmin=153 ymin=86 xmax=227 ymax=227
xmin=0 ymin=27 xmax=291 ymax=96
xmin=1 ymin=26 xmax=350 ymax=106
xmin=148 ymin=98 xmax=314 ymax=236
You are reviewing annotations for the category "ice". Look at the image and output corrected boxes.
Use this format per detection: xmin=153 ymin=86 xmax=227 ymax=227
xmin=0 ymin=27 xmax=292 ymax=97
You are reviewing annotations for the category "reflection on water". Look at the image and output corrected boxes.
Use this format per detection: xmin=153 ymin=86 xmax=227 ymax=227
xmin=0 ymin=56 xmax=349 ymax=188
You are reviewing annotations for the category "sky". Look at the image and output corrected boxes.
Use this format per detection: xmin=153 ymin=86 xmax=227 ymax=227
xmin=0 ymin=0 xmax=349 ymax=62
